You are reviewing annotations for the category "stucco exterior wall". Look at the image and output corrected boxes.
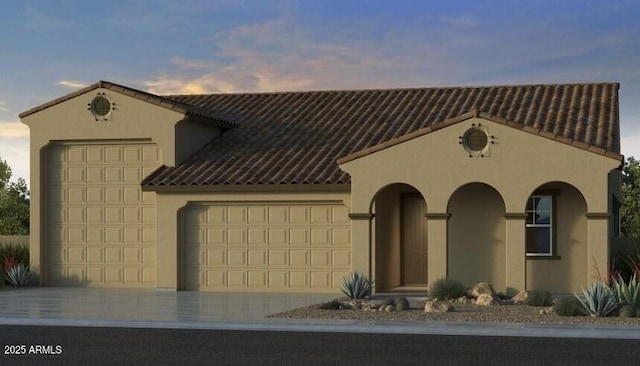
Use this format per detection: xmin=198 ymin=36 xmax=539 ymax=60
xmin=448 ymin=183 xmax=506 ymax=292
xmin=340 ymin=117 xmax=620 ymax=293
xmin=21 ymin=88 xmax=222 ymax=283
xmin=527 ymin=182 xmax=588 ymax=293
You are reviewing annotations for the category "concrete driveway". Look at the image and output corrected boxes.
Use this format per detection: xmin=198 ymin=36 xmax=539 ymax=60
xmin=2 ymin=287 xmax=640 ymax=340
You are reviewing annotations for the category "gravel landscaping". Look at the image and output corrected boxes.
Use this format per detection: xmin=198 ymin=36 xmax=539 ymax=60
xmin=268 ymin=298 xmax=640 ymax=326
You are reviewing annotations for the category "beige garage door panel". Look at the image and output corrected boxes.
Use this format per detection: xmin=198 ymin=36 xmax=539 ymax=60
xmin=47 ymin=143 xmax=159 ymax=287
xmin=183 ymin=204 xmax=352 ymax=292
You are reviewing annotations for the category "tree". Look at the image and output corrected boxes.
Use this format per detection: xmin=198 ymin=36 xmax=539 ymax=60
xmin=621 ymin=157 xmax=640 ymax=237
xmin=0 ymin=155 xmax=29 ymax=235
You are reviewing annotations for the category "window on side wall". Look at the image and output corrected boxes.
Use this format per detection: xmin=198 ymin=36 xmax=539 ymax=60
xmin=526 ymin=195 xmax=553 ymax=256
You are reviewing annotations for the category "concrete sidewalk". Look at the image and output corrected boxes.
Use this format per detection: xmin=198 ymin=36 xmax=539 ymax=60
xmin=1 ymin=287 xmax=639 ymax=339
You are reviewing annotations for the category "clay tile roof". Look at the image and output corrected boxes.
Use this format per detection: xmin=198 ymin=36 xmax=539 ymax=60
xmin=136 ymin=82 xmax=621 ymax=187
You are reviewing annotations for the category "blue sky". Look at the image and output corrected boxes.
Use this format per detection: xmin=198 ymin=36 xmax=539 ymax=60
xmin=1 ymin=0 xmax=640 ymax=185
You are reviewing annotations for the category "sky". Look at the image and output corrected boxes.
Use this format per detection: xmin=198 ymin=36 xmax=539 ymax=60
xmin=1 ymin=0 xmax=640 ymax=186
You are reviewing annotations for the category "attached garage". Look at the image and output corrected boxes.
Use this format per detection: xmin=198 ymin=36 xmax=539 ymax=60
xmin=46 ymin=141 xmax=160 ymax=287
xmin=181 ymin=202 xmax=351 ymax=292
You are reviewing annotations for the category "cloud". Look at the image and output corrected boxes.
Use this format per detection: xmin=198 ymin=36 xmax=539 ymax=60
xmin=0 ymin=100 xmax=8 ymax=112
xmin=143 ymin=18 xmax=459 ymax=95
xmin=57 ymin=80 xmax=88 ymax=89
xmin=0 ymin=121 xmax=30 ymax=139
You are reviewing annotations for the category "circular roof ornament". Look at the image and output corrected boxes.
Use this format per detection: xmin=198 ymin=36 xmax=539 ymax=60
xmin=88 ymin=94 xmax=114 ymax=120
xmin=460 ymin=124 xmax=493 ymax=157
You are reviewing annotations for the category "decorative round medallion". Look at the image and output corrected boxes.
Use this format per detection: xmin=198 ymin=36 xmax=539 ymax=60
xmin=90 ymin=96 xmax=112 ymax=117
xmin=460 ymin=124 xmax=493 ymax=157
xmin=88 ymin=93 xmax=114 ymax=121
xmin=464 ymin=128 xmax=488 ymax=152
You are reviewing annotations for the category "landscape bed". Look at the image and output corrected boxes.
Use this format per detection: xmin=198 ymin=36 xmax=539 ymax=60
xmin=268 ymin=300 xmax=640 ymax=326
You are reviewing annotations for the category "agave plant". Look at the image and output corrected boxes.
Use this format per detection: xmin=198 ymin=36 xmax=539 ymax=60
xmin=575 ymin=281 xmax=618 ymax=317
xmin=6 ymin=264 xmax=31 ymax=287
xmin=612 ymin=274 xmax=640 ymax=310
xmin=340 ymin=271 xmax=374 ymax=301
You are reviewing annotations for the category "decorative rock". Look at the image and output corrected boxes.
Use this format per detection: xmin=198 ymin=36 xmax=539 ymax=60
xmin=469 ymin=282 xmax=497 ymax=299
xmin=538 ymin=307 xmax=553 ymax=315
xmin=511 ymin=290 xmax=529 ymax=304
xmin=475 ymin=293 xmax=499 ymax=306
xmin=424 ymin=300 xmax=455 ymax=313
xmin=384 ymin=305 xmax=396 ymax=312
xmin=456 ymin=296 xmax=473 ymax=304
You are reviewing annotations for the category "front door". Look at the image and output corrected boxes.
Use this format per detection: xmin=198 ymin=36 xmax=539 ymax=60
xmin=401 ymin=195 xmax=428 ymax=286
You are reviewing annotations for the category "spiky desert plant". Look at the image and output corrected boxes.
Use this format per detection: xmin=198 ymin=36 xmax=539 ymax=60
xmin=340 ymin=272 xmax=374 ymax=301
xmin=553 ymin=296 xmax=582 ymax=316
xmin=5 ymin=264 xmax=31 ymax=287
xmin=612 ymin=274 xmax=640 ymax=310
xmin=575 ymin=281 xmax=618 ymax=317
xmin=428 ymin=277 xmax=466 ymax=300
xmin=525 ymin=290 xmax=553 ymax=307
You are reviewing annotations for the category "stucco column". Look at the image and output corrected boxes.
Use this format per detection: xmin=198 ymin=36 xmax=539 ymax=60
xmin=349 ymin=213 xmax=374 ymax=280
xmin=586 ymin=213 xmax=610 ymax=283
xmin=154 ymin=195 xmax=185 ymax=290
xmin=505 ymin=213 xmax=527 ymax=295
xmin=29 ymin=143 xmax=46 ymax=284
xmin=426 ymin=213 xmax=449 ymax=283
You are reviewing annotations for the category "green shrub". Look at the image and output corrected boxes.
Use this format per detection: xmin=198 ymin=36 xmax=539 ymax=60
xmin=0 ymin=244 xmax=29 ymax=271
xmin=381 ymin=298 xmax=395 ymax=306
xmin=394 ymin=297 xmax=410 ymax=311
xmin=553 ymin=296 xmax=581 ymax=316
xmin=612 ymin=274 xmax=640 ymax=310
xmin=619 ymin=304 xmax=636 ymax=318
xmin=340 ymin=272 xmax=374 ymax=301
xmin=575 ymin=281 xmax=618 ymax=317
xmin=428 ymin=277 xmax=466 ymax=301
xmin=318 ymin=299 xmax=342 ymax=310
xmin=525 ymin=290 xmax=553 ymax=307
xmin=5 ymin=264 xmax=31 ymax=287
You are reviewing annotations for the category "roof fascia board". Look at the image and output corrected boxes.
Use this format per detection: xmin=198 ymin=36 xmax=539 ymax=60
xmin=142 ymin=183 xmax=352 ymax=193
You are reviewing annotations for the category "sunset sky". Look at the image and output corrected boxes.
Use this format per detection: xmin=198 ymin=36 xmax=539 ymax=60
xmin=1 ymin=0 xmax=639 ymax=185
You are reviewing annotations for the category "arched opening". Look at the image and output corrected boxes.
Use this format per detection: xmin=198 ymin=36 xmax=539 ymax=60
xmin=525 ymin=182 xmax=588 ymax=293
xmin=371 ymin=183 xmax=428 ymax=291
xmin=447 ymin=182 xmax=506 ymax=292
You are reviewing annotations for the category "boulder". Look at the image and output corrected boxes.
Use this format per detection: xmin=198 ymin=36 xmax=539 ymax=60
xmin=424 ymin=300 xmax=455 ymax=313
xmin=475 ymin=293 xmax=499 ymax=306
xmin=384 ymin=305 xmax=396 ymax=312
xmin=469 ymin=282 xmax=497 ymax=298
xmin=511 ymin=290 xmax=529 ymax=304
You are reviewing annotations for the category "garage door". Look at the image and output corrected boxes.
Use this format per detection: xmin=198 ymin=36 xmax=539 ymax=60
xmin=46 ymin=142 xmax=160 ymax=287
xmin=182 ymin=203 xmax=352 ymax=292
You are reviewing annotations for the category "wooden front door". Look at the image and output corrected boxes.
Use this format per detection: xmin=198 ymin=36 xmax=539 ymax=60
xmin=401 ymin=195 xmax=428 ymax=286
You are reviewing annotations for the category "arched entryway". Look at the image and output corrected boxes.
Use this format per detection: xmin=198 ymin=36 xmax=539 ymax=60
xmin=372 ymin=183 xmax=428 ymax=291
xmin=447 ymin=182 xmax=506 ymax=292
xmin=525 ymin=182 xmax=588 ymax=293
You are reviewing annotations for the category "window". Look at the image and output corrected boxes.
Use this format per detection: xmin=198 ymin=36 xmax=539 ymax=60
xmin=526 ymin=195 xmax=553 ymax=256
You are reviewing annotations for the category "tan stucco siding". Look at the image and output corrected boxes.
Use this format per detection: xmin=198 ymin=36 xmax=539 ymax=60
xmin=340 ymin=118 xmax=619 ymax=214
xmin=448 ymin=183 xmax=506 ymax=292
xmin=340 ymin=117 xmax=620 ymax=293
xmin=526 ymin=183 xmax=589 ymax=293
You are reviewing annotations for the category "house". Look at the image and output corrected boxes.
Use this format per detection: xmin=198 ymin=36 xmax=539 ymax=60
xmin=20 ymin=81 xmax=623 ymax=295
